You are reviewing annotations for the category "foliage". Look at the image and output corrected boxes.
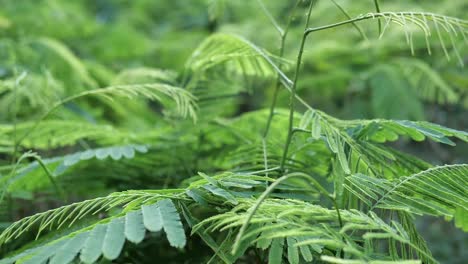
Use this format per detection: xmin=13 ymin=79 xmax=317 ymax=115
xmin=0 ymin=0 xmax=467 ymax=263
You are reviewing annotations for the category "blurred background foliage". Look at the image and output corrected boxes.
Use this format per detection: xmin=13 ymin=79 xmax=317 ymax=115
xmin=0 ymin=0 xmax=467 ymax=263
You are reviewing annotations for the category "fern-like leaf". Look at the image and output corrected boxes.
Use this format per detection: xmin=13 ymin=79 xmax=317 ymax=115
xmin=84 ymin=83 xmax=197 ymax=121
xmin=112 ymin=67 xmax=178 ymax=85
xmin=298 ymin=109 xmax=467 ymax=176
xmin=345 ymin=164 xmax=468 ymax=228
xmin=306 ymin=12 xmax=468 ymax=66
xmin=185 ymin=33 xmax=280 ymax=78
xmin=196 ymin=198 xmax=436 ymax=263
xmin=0 ymin=197 xmax=186 ymax=264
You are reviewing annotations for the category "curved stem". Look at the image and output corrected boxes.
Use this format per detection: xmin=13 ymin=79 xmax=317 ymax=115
xmin=12 ymin=73 xmax=17 ymax=162
xmin=333 ymin=199 xmax=344 ymax=228
xmin=1 ymin=152 xmax=34 ymax=203
xmin=303 ymin=12 xmax=417 ymax=37
xmin=373 ymin=0 xmax=382 ymax=34
xmin=255 ymin=0 xmax=284 ymax=36
xmin=330 ymin=0 xmax=368 ymax=40
xmin=280 ymin=0 xmax=316 ymax=172
xmin=231 ymin=172 xmax=332 ymax=254
xmin=34 ymin=155 xmax=67 ymax=201
xmin=263 ymin=36 xmax=286 ymax=138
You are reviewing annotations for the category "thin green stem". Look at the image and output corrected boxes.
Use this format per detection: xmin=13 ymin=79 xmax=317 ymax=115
xmin=263 ymin=35 xmax=286 ymax=138
xmin=12 ymin=73 xmax=17 ymax=163
xmin=303 ymin=12 xmax=409 ymax=37
xmin=330 ymin=0 xmax=368 ymax=40
xmin=11 ymin=71 xmax=27 ymax=164
xmin=33 ymin=155 xmax=67 ymax=202
xmin=232 ymin=172 xmax=331 ymax=254
xmin=263 ymin=0 xmax=301 ymax=138
xmin=244 ymin=166 xmax=280 ymax=175
xmin=333 ymin=199 xmax=344 ymax=228
xmin=373 ymin=0 xmax=382 ymax=34
xmin=280 ymin=0 xmax=316 ymax=172
xmin=1 ymin=152 xmax=34 ymax=203
xmin=255 ymin=0 xmax=284 ymax=36
xmin=305 ymin=16 xmax=370 ymax=36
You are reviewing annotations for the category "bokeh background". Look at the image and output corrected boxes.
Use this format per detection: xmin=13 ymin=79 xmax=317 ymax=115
xmin=1 ymin=0 xmax=467 ymax=263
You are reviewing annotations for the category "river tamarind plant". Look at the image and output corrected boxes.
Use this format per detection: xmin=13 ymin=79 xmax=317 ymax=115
xmin=0 ymin=0 xmax=467 ymax=263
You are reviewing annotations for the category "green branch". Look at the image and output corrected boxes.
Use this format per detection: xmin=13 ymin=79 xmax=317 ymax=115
xmin=232 ymin=172 xmax=333 ymax=254
xmin=280 ymin=0 xmax=317 ymax=172
xmin=263 ymin=0 xmax=301 ymax=139
xmin=373 ymin=0 xmax=382 ymax=34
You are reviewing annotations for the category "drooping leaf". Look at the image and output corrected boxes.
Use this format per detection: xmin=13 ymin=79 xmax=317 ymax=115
xmin=102 ymin=218 xmax=126 ymax=260
xmin=157 ymin=199 xmax=186 ymax=248
xmin=49 ymin=232 xmax=88 ymax=264
xmin=80 ymin=224 xmax=107 ymax=264
xmin=125 ymin=210 xmax=146 ymax=244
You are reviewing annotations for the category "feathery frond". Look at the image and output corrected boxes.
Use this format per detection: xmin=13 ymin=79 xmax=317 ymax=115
xmin=185 ymin=33 xmax=280 ymax=78
xmin=0 ymin=198 xmax=186 ymax=264
xmin=195 ymin=198 xmax=436 ymax=263
xmin=82 ymin=83 xmax=198 ymax=121
xmin=112 ymin=68 xmax=178 ymax=85
xmin=306 ymin=12 xmax=468 ymax=66
xmin=1 ymin=1 xmax=467 ymax=263
xmin=345 ymin=164 xmax=468 ymax=229
xmin=0 ymin=145 xmax=148 ymax=194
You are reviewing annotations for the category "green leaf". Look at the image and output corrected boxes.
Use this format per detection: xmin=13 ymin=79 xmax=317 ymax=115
xmin=287 ymin=237 xmax=299 ymax=264
xmin=336 ymin=137 xmax=351 ymax=174
xmin=295 ymin=236 xmax=313 ymax=262
xmin=142 ymin=203 xmax=163 ymax=232
xmin=198 ymin=172 xmax=219 ymax=186
xmin=102 ymin=218 xmax=126 ymax=260
xmin=141 ymin=199 xmax=186 ymax=248
xmin=157 ymin=199 xmax=186 ymax=248
xmin=185 ymin=33 xmax=278 ymax=78
xmin=324 ymin=125 xmax=339 ymax=153
xmin=345 ymin=164 xmax=468 ymax=225
xmin=186 ymin=189 xmax=209 ymax=205
xmin=268 ymin=238 xmax=284 ymax=264
xmin=125 ymin=210 xmax=146 ymax=244
xmin=80 ymin=224 xmax=107 ymax=263
xmin=21 ymin=242 xmax=62 ymax=264
xmin=311 ymin=113 xmax=322 ymax=140
xmin=49 ymin=232 xmax=88 ymax=264
xmin=202 ymin=184 xmax=238 ymax=205
xmin=454 ymin=207 xmax=468 ymax=232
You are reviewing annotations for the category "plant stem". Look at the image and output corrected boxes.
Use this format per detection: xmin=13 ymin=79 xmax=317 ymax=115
xmin=255 ymin=0 xmax=284 ymax=36
xmin=280 ymin=0 xmax=316 ymax=172
xmin=262 ymin=0 xmax=301 ymax=138
xmin=12 ymin=72 xmax=17 ymax=163
xmin=304 ymin=13 xmax=399 ymax=36
xmin=11 ymin=71 xmax=27 ymax=164
xmin=34 ymin=155 xmax=67 ymax=201
xmin=232 ymin=172 xmax=330 ymax=254
xmin=262 ymin=35 xmax=286 ymax=139
xmin=333 ymin=199 xmax=344 ymax=228
xmin=373 ymin=0 xmax=382 ymax=34
xmin=330 ymin=0 xmax=368 ymax=40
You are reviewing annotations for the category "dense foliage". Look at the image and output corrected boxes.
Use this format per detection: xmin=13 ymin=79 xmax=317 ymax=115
xmin=0 ymin=0 xmax=467 ymax=263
